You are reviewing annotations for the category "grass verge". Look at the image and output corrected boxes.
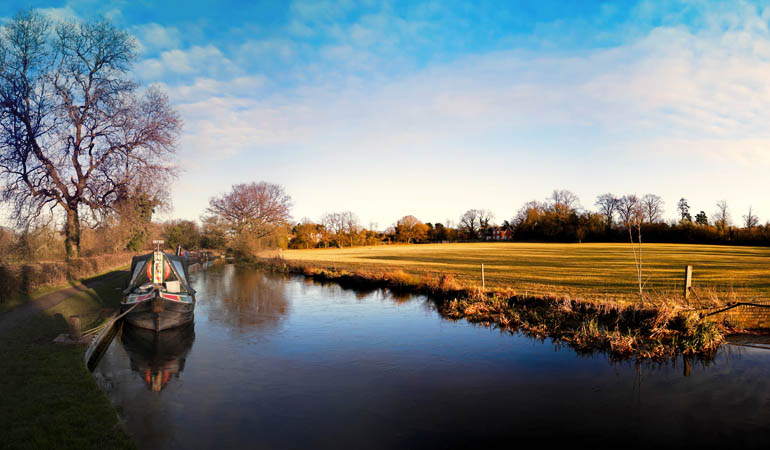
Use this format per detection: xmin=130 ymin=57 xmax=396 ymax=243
xmin=254 ymin=256 xmax=728 ymax=360
xmin=0 ymin=283 xmax=67 ymax=315
xmin=0 ymin=264 xmax=132 ymax=315
xmin=0 ymin=271 xmax=135 ymax=450
xmin=282 ymin=242 xmax=770 ymax=304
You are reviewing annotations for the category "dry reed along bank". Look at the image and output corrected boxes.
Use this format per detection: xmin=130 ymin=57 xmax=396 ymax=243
xmin=253 ymin=242 xmax=770 ymax=358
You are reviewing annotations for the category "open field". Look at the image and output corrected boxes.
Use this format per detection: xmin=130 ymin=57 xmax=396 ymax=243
xmin=282 ymin=243 xmax=770 ymax=304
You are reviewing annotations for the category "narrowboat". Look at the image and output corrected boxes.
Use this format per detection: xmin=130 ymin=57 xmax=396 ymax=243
xmin=121 ymin=241 xmax=196 ymax=331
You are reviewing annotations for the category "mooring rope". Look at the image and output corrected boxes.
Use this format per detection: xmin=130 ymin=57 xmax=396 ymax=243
xmin=82 ymin=302 xmax=140 ymax=336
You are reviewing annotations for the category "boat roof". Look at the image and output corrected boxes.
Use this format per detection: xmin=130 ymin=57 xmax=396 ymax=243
xmin=126 ymin=252 xmax=196 ymax=295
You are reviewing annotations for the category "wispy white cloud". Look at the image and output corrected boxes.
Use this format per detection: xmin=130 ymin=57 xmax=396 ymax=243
xmin=36 ymin=5 xmax=80 ymax=22
xmin=23 ymin=0 xmax=769 ymax=224
xmin=238 ymin=38 xmax=298 ymax=63
xmin=33 ymin=0 xmax=128 ymax=23
xmin=161 ymin=3 xmax=770 ymax=224
xmin=131 ymin=22 xmax=182 ymax=54
xmin=138 ymin=45 xmax=241 ymax=80
xmin=160 ymin=76 xmax=268 ymax=102
xmin=289 ymin=0 xmax=360 ymax=22
xmin=175 ymin=19 xmax=770 ymax=161
xmin=286 ymin=19 xmax=315 ymax=37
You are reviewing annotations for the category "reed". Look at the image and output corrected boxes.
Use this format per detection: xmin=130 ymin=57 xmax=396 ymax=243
xmin=254 ymin=256 xmax=726 ymax=359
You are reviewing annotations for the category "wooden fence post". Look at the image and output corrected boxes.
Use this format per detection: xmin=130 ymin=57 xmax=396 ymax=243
xmin=68 ymin=315 xmax=81 ymax=340
xmin=684 ymin=265 xmax=693 ymax=303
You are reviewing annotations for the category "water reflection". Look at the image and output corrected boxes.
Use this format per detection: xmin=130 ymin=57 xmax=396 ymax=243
xmin=120 ymin=323 xmax=195 ymax=392
xmin=94 ymin=266 xmax=770 ymax=449
xmin=203 ymin=265 xmax=290 ymax=331
xmin=301 ymin=276 xmax=437 ymax=313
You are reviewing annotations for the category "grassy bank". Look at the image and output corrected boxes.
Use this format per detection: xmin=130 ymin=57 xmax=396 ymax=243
xmin=258 ymin=243 xmax=749 ymax=358
xmin=282 ymin=242 xmax=770 ymax=304
xmin=0 ymin=271 xmax=134 ymax=450
xmin=0 ymin=253 xmax=136 ymax=313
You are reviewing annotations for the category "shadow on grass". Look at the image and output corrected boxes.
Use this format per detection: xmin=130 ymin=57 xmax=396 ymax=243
xmin=0 ymin=270 xmax=135 ymax=450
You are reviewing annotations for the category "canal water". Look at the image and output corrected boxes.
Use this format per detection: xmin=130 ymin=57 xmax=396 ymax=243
xmin=94 ymin=264 xmax=770 ymax=449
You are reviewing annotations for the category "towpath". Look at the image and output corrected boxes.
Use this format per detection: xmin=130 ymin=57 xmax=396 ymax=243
xmin=0 ymin=270 xmax=126 ymax=338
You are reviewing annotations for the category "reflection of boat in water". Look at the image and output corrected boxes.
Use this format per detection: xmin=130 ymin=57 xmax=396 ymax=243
xmin=120 ymin=322 xmax=196 ymax=392
xmin=121 ymin=241 xmax=196 ymax=331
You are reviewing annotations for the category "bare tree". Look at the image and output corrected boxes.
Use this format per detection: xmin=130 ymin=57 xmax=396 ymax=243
xmin=677 ymin=198 xmax=691 ymax=223
xmin=206 ymin=182 xmax=292 ymax=240
xmin=320 ymin=211 xmax=359 ymax=247
xmin=458 ymin=209 xmax=494 ymax=239
xmin=617 ymin=195 xmax=638 ymax=226
xmin=595 ymin=193 xmax=619 ymax=230
xmin=0 ymin=12 xmax=180 ymax=259
xmin=744 ymin=206 xmax=759 ymax=230
xmin=341 ymin=211 xmax=360 ymax=246
xmin=618 ymin=194 xmax=645 ymax=301
xmin=459 ymin=209 xmax=480 ymax=238
xmin=640 ymin=194 xmax=664 ymax=223
xmin=712 ymin=200 xmax=730 ymax=231
xmin=549 ymin=189 xmax=581 ymax=211
xmin=478 ymin=209 xmax=494 ymax=229
xmin=321 ymin=212 xmax=344 ymax=237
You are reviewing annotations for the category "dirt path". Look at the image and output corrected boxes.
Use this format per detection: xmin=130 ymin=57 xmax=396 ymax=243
xmin=0 ymin=270 xmax=127 ymax=338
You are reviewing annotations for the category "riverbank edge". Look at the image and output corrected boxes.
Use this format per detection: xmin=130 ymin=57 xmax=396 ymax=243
xmin=0 ymin=269 xmax=135 ymax=450
xmin=252 ymin=256 xmax=731 ymax=359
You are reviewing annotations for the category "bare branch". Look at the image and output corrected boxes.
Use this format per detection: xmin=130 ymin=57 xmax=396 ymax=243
xmin=206 ymin=182 xmax=293 ymax=241
xmin=0 ymin=12 xmax=180 ymax=258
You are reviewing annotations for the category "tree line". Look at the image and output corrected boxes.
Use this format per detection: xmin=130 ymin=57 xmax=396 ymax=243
xmin=142 ymin=186 xmax=770 ymax=254
xmin=4 ymin=176 xmax=770 ymax=263
xmin=285 ymin=189 xmax=770 ymax=249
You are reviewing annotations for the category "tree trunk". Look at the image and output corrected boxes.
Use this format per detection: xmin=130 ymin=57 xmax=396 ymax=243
xmin=64 ymin=206 xmax=81 ymax=260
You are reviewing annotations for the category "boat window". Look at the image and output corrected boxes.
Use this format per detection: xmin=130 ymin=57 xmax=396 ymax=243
xmin=171 ymin=260 xmax=187 ymax=283
xmin=128 ymin=256 xmax=188 ymax=291
xmin=164 ymin=259 xmax=188 ymax=293
xmin=130 ymin=261 xmax=146 ymax=284
xmin=130 ymin=261 xmax=151 ymax=289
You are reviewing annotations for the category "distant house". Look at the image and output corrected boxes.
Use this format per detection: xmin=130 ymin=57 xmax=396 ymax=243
xmin=485 ymin=225 xmax=513 ymax=241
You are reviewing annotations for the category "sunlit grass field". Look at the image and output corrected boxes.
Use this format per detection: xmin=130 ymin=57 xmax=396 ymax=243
xmin=282 ymin=242 xmax=770 ymax=304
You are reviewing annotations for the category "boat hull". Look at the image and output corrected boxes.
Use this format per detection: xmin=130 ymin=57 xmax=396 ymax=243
xmin=121 ymin=293 xmax=194 ymax=332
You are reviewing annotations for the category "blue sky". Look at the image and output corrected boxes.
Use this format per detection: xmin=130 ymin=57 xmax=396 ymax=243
xmin=3 ymin=0 xmax=770 ymax=228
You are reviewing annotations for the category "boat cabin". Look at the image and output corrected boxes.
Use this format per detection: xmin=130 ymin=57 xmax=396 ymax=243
xmin=124 ymin=250 xmax=195 ymax=299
